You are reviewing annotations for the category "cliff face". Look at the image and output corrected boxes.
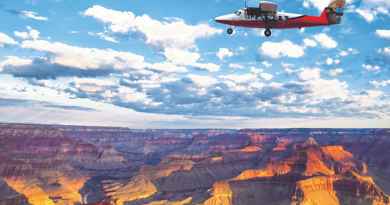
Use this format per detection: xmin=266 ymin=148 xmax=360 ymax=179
xmin=0 ymin=124 xmax=389 ymax=205
xmin=0 ymin=179 xmax=30 ymax=205
xmin=205 ymin=138 xmax=389 ymax=205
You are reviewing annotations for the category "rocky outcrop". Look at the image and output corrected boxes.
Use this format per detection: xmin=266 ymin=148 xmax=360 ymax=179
xmin=3 ymin=174 xmax=89 ymax=205
xmin=143 ymin=197 xmax=192 ymax=205
xmin=0 ymin=179 xmax=30 ymax=205
xmin=293 ymin=176 xmax=340 ymax=205
xmin=203 ymin=182 xmax=233 ymax=205
xmin=105 ymin=175 xmax=157 ymax=205
xmin=204 ymin=137 xmax=390 ymax=205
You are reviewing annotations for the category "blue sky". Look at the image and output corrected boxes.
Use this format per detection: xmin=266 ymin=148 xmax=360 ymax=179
xmin=0 ymin=0 xmax=389 ymax=128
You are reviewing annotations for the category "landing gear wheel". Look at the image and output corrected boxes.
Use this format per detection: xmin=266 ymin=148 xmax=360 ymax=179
xmin=264 ymin=29 xmax=272 ymax=37
xmin=227 ymin=28 xmax=234 ymax=35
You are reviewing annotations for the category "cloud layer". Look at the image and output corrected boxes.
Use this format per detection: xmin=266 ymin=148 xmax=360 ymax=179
xmin=0 ymin=1 xmax=388 ymax=128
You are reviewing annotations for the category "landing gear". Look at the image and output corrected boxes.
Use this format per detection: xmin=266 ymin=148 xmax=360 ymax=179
xmin=264 ymin=28 xmax=272 ymax=37
xmin=227 ymin=28 xmax=234 ymax=35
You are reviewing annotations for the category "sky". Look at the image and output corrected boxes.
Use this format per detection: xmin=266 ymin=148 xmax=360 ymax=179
xmin=0 ymin=0 xmax=389 ymax=128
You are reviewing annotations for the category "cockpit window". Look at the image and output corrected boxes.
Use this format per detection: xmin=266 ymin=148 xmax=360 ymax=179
xmin=234 ymin=10 xmax=242 ymax=16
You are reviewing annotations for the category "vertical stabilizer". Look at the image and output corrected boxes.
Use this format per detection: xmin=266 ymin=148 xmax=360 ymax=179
xmin=321 ymin=0 xmax=346 ymax=24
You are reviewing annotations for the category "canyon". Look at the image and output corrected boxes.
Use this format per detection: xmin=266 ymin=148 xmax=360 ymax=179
xmin=0 ymin=124 xmax=389 ymax=205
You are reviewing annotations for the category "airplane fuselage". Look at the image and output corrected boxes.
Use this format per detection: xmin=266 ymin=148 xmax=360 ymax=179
xmin=215 ymin=3 xmax=344 ymax=37
xmin=215 ymin=10 xmax=332 ymax=29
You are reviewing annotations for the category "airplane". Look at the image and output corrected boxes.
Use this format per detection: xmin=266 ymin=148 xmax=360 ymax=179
xmin=214 ymin=0 xmax=345 ymax=37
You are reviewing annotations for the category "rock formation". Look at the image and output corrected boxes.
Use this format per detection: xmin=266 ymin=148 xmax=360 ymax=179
xmin=0 ymin=124 xmax=389 ymax=205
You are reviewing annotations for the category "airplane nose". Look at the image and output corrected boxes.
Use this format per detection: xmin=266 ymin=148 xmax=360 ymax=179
xmin=214 ymin=14 xmax=234 ymax=24
xmin=214 ymin=16 xmax=223 ymax=23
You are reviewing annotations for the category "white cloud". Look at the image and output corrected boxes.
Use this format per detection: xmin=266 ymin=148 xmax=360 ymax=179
xmin=2 ymin=39 xmax=188 ymax=75
xmin=0 ymin=33 xmax=18 ymax=47
xmin=326 ymin=58 xmax=334 ymax=65
xmin=260 ymin=72 xmax=273 ymax=81
xmin=303 ymin=0 xmax=329 ymax=12
xmin=313 ymin=33 xmax=338 ymax=49
xmin=329 ymin=68 xmax=343 ymax=77
xmin=73 ymin=78 xmax=117 ymax=87
xmin=188 ymin=74 xmax=217 ymax=87
xmin=376 ymin=30 xmax=390 ymax=39
xmin=88 ymin=32 xmax=118 ymax=43
xmin=149 ymin=62 xmax=187 ymax=73
xmin=163 ymin=48 xmax=220 ymax=72
xmin=14 ymin=27 xmax=40 ymax=40
xmin=14 ymin=32 xmax=29 ymax=40
xmin=229 ymin=63 xmax=244 ymax=69
xmin=352 ymin=90 xmax=383 ymax=108
xmin=84 ymin=5 xmax=222 ymax=73
xmin=355 ymin=0 xmax=390 ymax=22
xmin=260 ymin=40 xmax=305 ymax=58
xmin=221 ymin=73 xmax=258 ymax=84
xmin=164 ymin=48 xmax=200 ymax=65
xmin=363 ymin=64 xmax=381 ymax=72
xmin=216 ymin=48 xmax=234 ymax=60
xmin=306 ymin=78 xmax=350 ymax=101
xmin=72 ymin=78 xmax=118 ymax=95
xmin=339 ymin=50 xmax=349 ymax=57
xmin=21 ymin=40 xmax=146 ymax=70
xmin=370 ymin=80 xmax=390 ymax=88
xmin=296 ymin=69 xmax=353 ymax=103
xmin=84 ymin=5 xmax=222 ymax=50
xmin=325 ymin=57 xmax=340 ymax=65
xmin=0 ymin=56 xmax=33 ymax=71
xmin=220 ymin=70 xmax=273 ymax=87
xmin=339 ymin=48 xmax=359 ymax=57
xmin=83 ymin=5 xmax=136 ymax=33
xmin=378 ymin=47 xmax=390 ymax=56
xmin=361 ymin=0 xmax=390 ymax=10
xmin=303 ymin=38 xmax=318 ymax=48
xmin=118 ymin=87 xmax=158 ymax=106
xmin=363 ymin=0 xmax=390 ymax=7
xmin=5 ymin=61 xmax=383 ymax=121
xmin=281 ymin=63 xmax=296 ymax=74
xmin=356 ymin=9 xmax=375 ymax=22
xmin=20 ymin=10 xmax=48 ymax=21
xmin=298 ymin=68 xmax=321 ymax=81
xmin=84 ymin=5 xmax=222 ymax=72
xmin=261 ymin=61 xmax=272 ymax=68
xmin=303 ymin=0 xmax=353 ymax=12
xmin=192 ymin=62 xmax=220 ymax=72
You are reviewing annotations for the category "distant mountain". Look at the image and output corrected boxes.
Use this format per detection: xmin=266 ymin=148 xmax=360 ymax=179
xmin=0 ymin=123 xmax=389 ymax=205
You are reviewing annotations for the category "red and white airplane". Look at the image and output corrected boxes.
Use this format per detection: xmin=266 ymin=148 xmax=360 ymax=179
xmin=215 ymin=0 xmax=346 ymax=37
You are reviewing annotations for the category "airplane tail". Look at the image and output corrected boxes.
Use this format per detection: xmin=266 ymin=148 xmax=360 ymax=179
xmin=320 ymin=0 xmax=346 ymax=24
